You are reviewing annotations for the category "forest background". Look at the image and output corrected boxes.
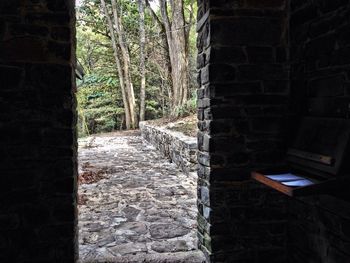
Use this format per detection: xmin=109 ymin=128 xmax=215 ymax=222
xmin=76 ymin=0 xmax=198 ymax=137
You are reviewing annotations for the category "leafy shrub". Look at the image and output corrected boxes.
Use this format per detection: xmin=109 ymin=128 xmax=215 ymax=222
xmin=77 ymin=74 xmax=124 ymax=137
xmin=173 ymin=91 xmax=197 ymax=118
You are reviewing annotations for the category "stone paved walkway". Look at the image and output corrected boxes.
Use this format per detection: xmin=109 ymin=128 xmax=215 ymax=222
xmin=78 ymin=131 xmax=205 ymax=263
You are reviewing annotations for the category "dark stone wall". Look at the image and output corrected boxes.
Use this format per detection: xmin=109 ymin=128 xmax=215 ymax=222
xmin=1 ymin=0 xmax=349 ymax=262
xmin=196 ymin=1 xmax=289 ymax=262
xmin=288 ymin=1 xmax=350 ymax=262
xmin=0 ymin=1 xmax=77 ymax=262
xmin=287 ymin=196 xmax=350 ymax=263
xmin=290 ymin=0 xmax=350 ymax=119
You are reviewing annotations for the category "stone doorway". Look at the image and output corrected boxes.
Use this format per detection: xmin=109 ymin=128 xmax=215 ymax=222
xmin=74 ymin=0 xmax=203 ymax=261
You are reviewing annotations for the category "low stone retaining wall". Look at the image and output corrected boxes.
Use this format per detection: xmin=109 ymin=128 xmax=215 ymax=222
xmin=139 ymin=122 xmax=197 ymax=175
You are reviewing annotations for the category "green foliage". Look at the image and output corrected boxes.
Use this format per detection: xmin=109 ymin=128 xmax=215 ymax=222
xmin=173 ymin=90 xmax=197 ymax=118
xmin=77 ymin=74 xmax=124 ymax=137
xmin=76 ymin=5 xmax=125 ymax=137
xmin=76 ymin=0 xmax=198 ymax=137
xmin=146 ymin=99 xmax=162 ymax=119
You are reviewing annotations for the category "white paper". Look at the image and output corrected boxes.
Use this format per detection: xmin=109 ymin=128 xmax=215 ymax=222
xmin=266 ymin=173 xmax=303 ymax=182
xmin=281 ymin=179 xmax=314 ymax=187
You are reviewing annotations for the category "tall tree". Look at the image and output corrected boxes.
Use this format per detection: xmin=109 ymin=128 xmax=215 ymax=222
xmin=146 ymin=0 xmax=193 ymax=113
xmin=76 ymin=0 xmax=198 ymax=135
xmin=100 ymin=0 xmax=138 ymax=129
xmin=111 ymin=0 xmax=138 ymax=128
xmin=138 ymin=0 xmax=146 ymax=121
xmin=100 ymin=0 xmax=132 ymax=129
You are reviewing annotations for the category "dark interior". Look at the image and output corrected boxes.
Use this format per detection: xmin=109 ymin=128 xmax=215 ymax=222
xmin=1 ymin=0 xmax=350 ymax=262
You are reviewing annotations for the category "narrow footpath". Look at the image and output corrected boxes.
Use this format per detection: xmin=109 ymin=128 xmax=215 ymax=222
xmin=78 ymin=131 xmax=205 ymax=263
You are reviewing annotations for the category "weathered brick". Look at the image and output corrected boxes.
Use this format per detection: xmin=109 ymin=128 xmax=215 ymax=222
xmin=246 ymin=46 xmax=274 ymax=63
xmin=245 ymin=0 xmax=286 ymax=9
xmin=202 ymin=64 xmax=236 ymax=84
xmin=210 ymin=82 xmax=262 ymax=97
xmin=0 ymin=0 xmax=20 ymax=15
xmin=338 ymin=24 xmax=350 ymax=48
xmin=307 ymin=97 xmax=349 ymax=117
xmin=25 ymin=64 xmax=72 ymax=92
xmin=290 ymin=0 xmax=305 ymax=11
xmin=263 ymin=80 xmax=289 ymax=94
xmin=198 ymin=108 xmax=204 ymax=121
xmin=226 ymin=152 xmax=250 ymax=167
xmin=197 ymin=98 xmax=211 ymax=109
xmin=47 ymin=0 xmax=70 ymax=12
xmin=210 ymin=46 xmax=246 ymax=64
xmin=318 ymin=0 xmax=349 ymax=13
xmin=0 ymin=37 xmax=46 ymax=62
xmin=290 ymin=3 xmax=318 ymax=26
xmin=0 ymin=18 xmax=5 ymax=40
xmin=211 ymin=18 xmax=283 ymax=46
xmin=198 ymin=152 xmax=211 ymax=167
xmin=304 ymin=33 xmax=336 ymax=60
xmin=250 ymin=117 xmax=284 ymax=134
xmin=0 ymin=65 xmax=24 ymax=89
xmin=47 ymin=40 xmax=71 ymax=61
xmin=209 ymin=0 xmax=244 ymax=9
xmin=25 ymin=13 xmax=71 ymax=26
xmin=51 ymin=26 xmax=71 ymax=41
xmin=209 ymin=119 xmax=250 ymax=134
xmin=308 ymin=75 xmax=345 ymax=97
xmin=237 ymin=64 xmax=288 ymax=80
xmin=197 ymin=53 xmax=206 ymax=69
xmin=331 ymin=47 xmax=350 ymax=66
xmin=209 ymin=136 xmax=246 ymax=153
xmin=9 ymin=23 xmax=49 ymax=38
xmin=276 ymin=46 xmax=287 ymax=63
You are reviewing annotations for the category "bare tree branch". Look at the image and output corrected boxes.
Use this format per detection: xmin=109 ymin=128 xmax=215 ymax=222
xmin=159 ymin=0 xmax=172 ymax=40
xmin=145 ymin=0 xmax=164 ymax=32
xmin=185 ymin=2 xmax=194 ymax=41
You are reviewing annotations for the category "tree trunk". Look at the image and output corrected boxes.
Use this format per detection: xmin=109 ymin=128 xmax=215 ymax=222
xmin=145 ymin=0 xmax=173 ymax=110
xmin=100 ymin=0 xmax=132 ymax=129
xmin=158 ymin=0 xmax=189 ymax=113
xmin=138 ymin=0 xmax=146 ymax=121
xmin=111 ymin=0 xmax=138 ymax=129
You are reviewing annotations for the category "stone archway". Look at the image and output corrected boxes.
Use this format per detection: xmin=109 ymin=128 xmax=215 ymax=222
xmin=1 ymin=0 xmax=289 ymax=262
xmin=2 ymin=0 xmax=350 ymax=262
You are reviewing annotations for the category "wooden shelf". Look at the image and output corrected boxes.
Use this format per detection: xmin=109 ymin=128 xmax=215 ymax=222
xmin=251 ymin=171 xmax=341 ymax=197
xmin=251 ymin=117 xmax=350 ymax=197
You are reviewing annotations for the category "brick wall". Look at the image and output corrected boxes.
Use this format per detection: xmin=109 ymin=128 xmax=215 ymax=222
xmin=196 ymin=1 xmax=289 ymax=262
xmin=290 ymin=0 xmax=350 ymax=120
xmin=288 ymin=1 xmax=350 ymax=262
xmin=0 ymin=1 xmax=77 ymax=262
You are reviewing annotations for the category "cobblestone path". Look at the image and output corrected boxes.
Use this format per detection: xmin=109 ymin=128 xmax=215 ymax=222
xmin=78 ymin=132 xmax=205 ymax=263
